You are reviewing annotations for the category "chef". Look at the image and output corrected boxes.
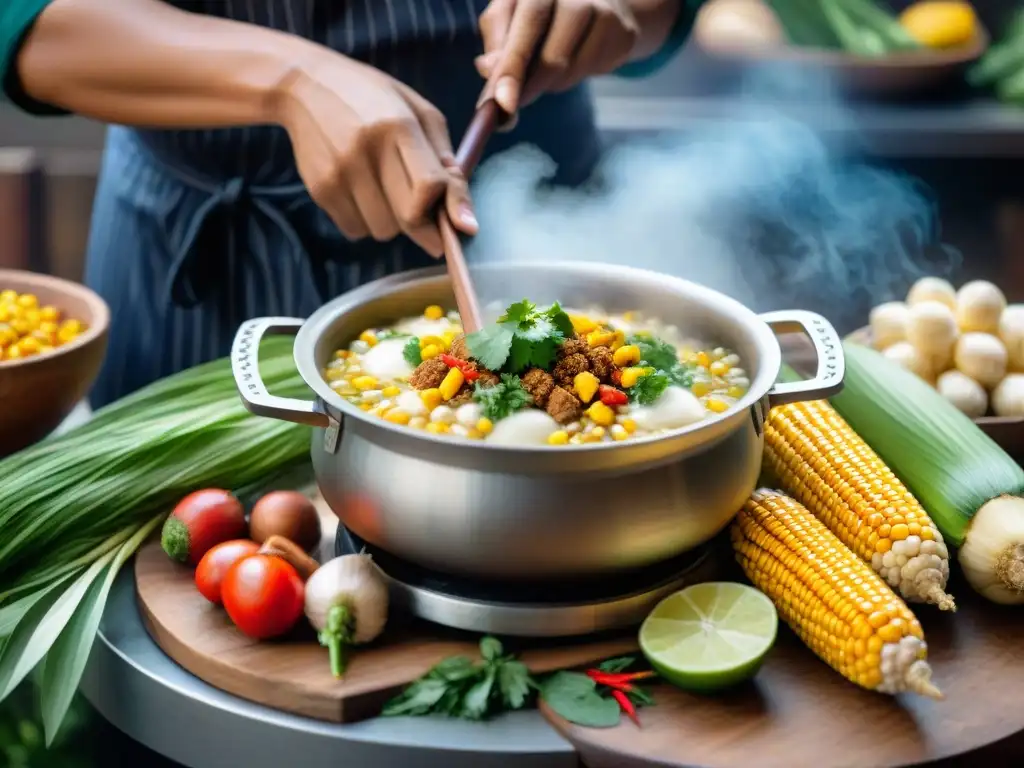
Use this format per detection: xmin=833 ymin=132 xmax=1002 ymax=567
xmin=0 ymin=0 xmax=697 ymax=406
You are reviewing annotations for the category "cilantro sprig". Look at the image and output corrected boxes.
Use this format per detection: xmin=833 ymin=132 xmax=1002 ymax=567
xmin=625 ymin=333 xmax=695 ymax=404
xmin=467 ymin=300 xmax=575 ymax=373
xmin=381 ymin=637 xmax=535 ymax=720
xmin=473 ymin=374 xmax=533 ymax=421
xmin=402 ymin=336 xmax=422 ymax=366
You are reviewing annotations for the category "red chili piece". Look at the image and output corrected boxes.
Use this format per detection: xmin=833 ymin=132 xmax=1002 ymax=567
xmin=610 ymin=370 xmax=623 ymax=386
xmin=611 ymin=689 xmax=641 ymax=727
xmin=440 ymin=354 xmax=480 ymax=382
xmin=598 ymin=385 xmax=628 ymax=406
xmin=587 ymin=670 xmax=656 ymax=683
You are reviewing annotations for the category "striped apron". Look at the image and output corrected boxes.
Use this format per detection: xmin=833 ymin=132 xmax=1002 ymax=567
xmin=83 ymin=0 xmax=601 ymax=407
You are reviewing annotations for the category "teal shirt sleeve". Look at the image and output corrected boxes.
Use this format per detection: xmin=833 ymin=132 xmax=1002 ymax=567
xmin=1 ymin=0 xmax=68 ymax=115
xmin=616 ymin=0 xmax=704 ymax=79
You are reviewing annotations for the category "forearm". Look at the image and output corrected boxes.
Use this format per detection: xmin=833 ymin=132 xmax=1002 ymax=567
xmin=13 ymin=0 xmax=317 ymax=127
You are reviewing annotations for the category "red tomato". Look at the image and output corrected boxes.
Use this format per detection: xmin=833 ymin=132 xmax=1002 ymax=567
xmin=195 ymin=539 xmax=261 ymax=604
xmin=161 ymin=489 xmax=247 ymax=565
xmin=221 ymin=554 xmax=305 ymax=639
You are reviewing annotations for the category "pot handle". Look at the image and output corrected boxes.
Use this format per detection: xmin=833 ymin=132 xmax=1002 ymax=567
xmin=760 ymin=310 xmax=845 ymax=407
xmin=232 ymin=317 xmax=332 ymax=429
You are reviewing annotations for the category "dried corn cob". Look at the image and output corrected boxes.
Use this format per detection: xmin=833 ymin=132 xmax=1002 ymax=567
xmin=763 ymin=400 xmax=955 ymax=611
xmin=732 ymin=490 xmax=942 ymax=698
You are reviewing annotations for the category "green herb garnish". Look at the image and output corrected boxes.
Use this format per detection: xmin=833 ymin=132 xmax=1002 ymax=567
xmin=467 ymin=300 xmax=575 ymax=372
xmin=629 ymin=370 xmax=671 ymax=405
xmin=402 ymin=336 xmax=422 ymax=366
xmin=624 ymin=333 xmax=695 ymax=401
xmin=473 ymin=374 xmax=533 ymax=421
xmin=382 ymin=637 xmax=535 ymax=720
xmin=628 ymin=334 xmax=679 ymax=372
xmin=377 ymin=329 xmax=411 ymax=341
xmin=539 ymin=672 xmax=621 ymax=728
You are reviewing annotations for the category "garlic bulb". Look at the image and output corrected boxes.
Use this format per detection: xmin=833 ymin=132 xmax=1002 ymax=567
xmin=882 ymin=341 xmax=933 ymax=382
xmin=304 ymin=554 xmax=389 ymax=677
xmin=992 ymin=374 xmax=1024 ymax=418
xmin=906 ymin=300 xmax=958 ymax=372
xmin=935 ymin=370 xmax=987 ymax=418
xmin=999 ymin=304 xmax=1024 ymax=371
xmin=953 ymin=332 xmax=1007 ymax=389
xmin=955 ymin=280 xmax=1006 ymax=334
xmin=958 ymin=496 xmax=1024 ymax=605
xmin=869 ymin=301 xmax=910 ymax=350
xmin=906 ymin=276 xmax=956 ymax=310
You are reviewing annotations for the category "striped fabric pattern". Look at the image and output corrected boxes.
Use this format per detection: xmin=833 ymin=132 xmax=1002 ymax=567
xmin=83 ymin=0 xmax=602 ymax=408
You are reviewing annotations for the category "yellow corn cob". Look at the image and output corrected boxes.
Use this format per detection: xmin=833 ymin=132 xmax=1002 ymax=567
xmin=732 ymin=490 xmax=942 ymax=698
xmin=763 ymin=400 xmax=955 ymax=612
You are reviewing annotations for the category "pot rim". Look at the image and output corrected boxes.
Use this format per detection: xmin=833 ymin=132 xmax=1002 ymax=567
xmin=292 ymin=261 xmax=782 ymax=455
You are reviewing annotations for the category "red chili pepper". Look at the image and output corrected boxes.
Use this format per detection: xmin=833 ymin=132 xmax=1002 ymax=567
xmin=587 ymin=670 xmax=657 ymax=683
xmin=440 ymin=354 xmax=480 ymax=382
xmin=598 ymin=385 xmax=628 ymax=406
xmin=611 ymin=689 xmax=641 ymax=727
xmin=610 ymin=370 xmax=623 ymax=386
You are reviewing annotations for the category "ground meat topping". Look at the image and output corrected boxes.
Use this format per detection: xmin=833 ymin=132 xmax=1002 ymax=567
xmin=448 ymin=334 xmax=471 ymax=361
xmin=447 ymin=387 xmax=475 ymax=407
xmin=553 ymin=353 xmax=590 ymax=387
xmin=587 ymin=346 xmax=615 ymax=381
xmin=476 ymin=370 xmax=500 ymax=388
xmin=546 ymin=386 xmax=582 ymax=424
xmin=559 ymin=338 xmax=588 ymax=358
xmin=520 ymin=368 xmax=555 ymax=407
xmin=408 ymin=357 xmax=449 ymax=390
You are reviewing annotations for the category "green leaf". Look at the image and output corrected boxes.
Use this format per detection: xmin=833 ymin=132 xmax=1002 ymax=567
xmin=461 ymin=667 xmax=496 ymax=720
xmin=402 ymin=337 xmax=422 ymax=366
xmin=381 ymin=678 xmax=449 ymax=716
xmin=430 ymin=656 xmax=478 ymax=682
xmin=498 ymin=300 xmax=536 ymax=325
xmin=628 ymin=334 xmax=680 ymax=372
xmin=597 ymin=656 xmax=636 ymax=673
xmin=479 ymin=636 xmax=503 ymax=661
xmin=0 ymin=550 xmax=116 ymax=702
xmin=525 ymin=337 xmax=560 ymax=370
xmin=467 ymin=324 xmax=515 ymax=371
xmin=544 ymin=303 xmax=576 ymax=339
xmin=0 ymin=570 xmax=81 ymax=638
xmin=540 ymin=672 xmax=620 ymax=728
xmin=38 ymin=514 xmax=163 ymax=745
xmin=497 ymin=660 xmax=532 ymax=709
xmin=629 ymin=371 xmax=671 ymax=406
xmin=507 ymin=336 xmax=534 ymax=372
xmin=473 ymin=375 xmax=533 ymax=422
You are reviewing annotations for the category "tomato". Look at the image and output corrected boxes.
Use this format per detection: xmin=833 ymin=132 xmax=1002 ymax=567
xmin=221 ymin=554 xmax=305 ymax=639
xmin=195 ymin=539 xmax=261 ymax=604
xmin=161 ymin=489 xmax=247 ymax=565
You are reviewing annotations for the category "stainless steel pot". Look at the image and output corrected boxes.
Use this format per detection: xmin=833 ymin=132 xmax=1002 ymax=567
xmin=232 ymin=263 xmax=843 ymax=580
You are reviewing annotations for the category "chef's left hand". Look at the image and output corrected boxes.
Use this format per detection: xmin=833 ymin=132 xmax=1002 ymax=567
xmin=476 ymin=0 xmax=640 ymax=115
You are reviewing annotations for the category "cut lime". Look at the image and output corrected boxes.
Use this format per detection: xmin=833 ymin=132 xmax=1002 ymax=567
xmin=639 ymin=582 xmax=778 ymax=692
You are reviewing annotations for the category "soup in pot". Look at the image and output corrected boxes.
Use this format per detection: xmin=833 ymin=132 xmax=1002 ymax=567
xmin=322 ymin=301 xmax=750 ymax=446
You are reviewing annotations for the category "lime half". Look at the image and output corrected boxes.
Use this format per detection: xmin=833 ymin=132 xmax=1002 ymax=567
xmin=639 ymin=582 xmax=778 ymax=692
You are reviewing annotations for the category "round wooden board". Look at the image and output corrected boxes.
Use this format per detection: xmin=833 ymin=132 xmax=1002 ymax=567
xmin=541 ymin=578 xmax=1024 ymax=768
xmin=134 ymin=539 xmax=639 ymax=723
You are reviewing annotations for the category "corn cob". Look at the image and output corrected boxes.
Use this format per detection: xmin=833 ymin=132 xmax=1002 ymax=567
xmin=732 ymin=490 xmax=942 ymax=698
xmin=762 ymin=399 xmax=955 ymax=612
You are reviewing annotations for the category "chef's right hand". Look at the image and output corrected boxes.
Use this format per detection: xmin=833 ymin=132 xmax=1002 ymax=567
xmin=279 ymin=53 xmax=478 ymax=257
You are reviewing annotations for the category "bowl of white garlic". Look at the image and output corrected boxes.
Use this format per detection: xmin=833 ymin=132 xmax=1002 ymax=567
xmin=853 ymin=276 xmax=1024 ymax=460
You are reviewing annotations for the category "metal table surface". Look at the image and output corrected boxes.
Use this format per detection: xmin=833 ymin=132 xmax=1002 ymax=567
xmin=64 ymin=405 xmax=577 ymax=768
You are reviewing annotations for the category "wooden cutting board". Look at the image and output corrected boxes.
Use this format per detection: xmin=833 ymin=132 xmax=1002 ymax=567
xmin=541 ymin=575 xmax=1024 ymax=768
xmin=135 ymin=539 xmax=639 ymax=723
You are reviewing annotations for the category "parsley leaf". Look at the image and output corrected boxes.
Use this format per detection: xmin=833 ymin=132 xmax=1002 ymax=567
xmin=473 ymin=374 xmax=534 ymax=421
xmin=628 ymin=334 xmax=679 ymax=372
xmin=402 ymin=336 xmax=422 ymax=366
xmin=629 ymin=370 xmax=671 ymax=405
xmin=625 ymin=333 xmax=696 ymax=394
xmin=467 ymin=323 xmax=516 ymax=370
xmin=540 ymin=672 xmax=621 ymax=728
xmin=468 ymin=300 xmax=574 ymax=373
xmin=597 ymin=656 xmax=637 ymax=674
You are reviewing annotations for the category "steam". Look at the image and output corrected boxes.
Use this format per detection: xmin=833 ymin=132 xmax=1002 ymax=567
xmin=467 ymin=67 xmax=958 ymax=329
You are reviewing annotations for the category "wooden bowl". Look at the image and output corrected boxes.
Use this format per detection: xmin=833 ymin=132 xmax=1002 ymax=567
xmin=847 ymin=327 xmax=1024 ymax=461
xmin=696 ymin=34 xmax=988 ymax=98
xmin=0 ymin=270 xmax=109 ymax=457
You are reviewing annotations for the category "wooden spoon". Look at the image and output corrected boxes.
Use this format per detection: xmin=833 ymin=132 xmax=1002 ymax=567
xmin=438 ymin=98 xmax=503 ymax=334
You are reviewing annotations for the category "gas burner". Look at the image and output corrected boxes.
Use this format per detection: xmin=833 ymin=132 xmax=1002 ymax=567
xmin=336 ymin=526 xmax=716 ymax=637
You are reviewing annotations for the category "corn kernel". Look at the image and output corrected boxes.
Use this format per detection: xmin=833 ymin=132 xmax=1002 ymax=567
xmin=425 ymin=422 xmax=449 ymax=434
xmin=409 ymin=416 xmax=428 ymax=429
xmin=710 ymin=361 xmax=730 ymax=376
xmin=619 ymin=367 xmax=648 ymax=389
xmin=586 ymin=329 xmax=617 ymax=348
xmin=568 ymin=314 xmax=598 ymax=334
xmin=0 ymin=307 xmax=9 ymax=323
xmin=421 ymin=344 xmax=442 ymax=360
xmin=573 ymin=371 xmax=600 ymax=403
xmin=467 ymin=429 xmax=483 ymax=439
xmin=358 ymin=330 xmax=378 ymax=347
xmin=15 ymin=294 xmax=37 ymax=309
xmin=439 ymin=368 xmax=465 ymax=400
xmin=706 ymin=398 xmax=730 ymax=414
xmin=0 ymin=290 xmax=16 ymax=304
xmin=547 ymin=430 xmax=569 ymax=445
xmin=590 ymin=426 xmax=606 ymax=439
xmin=726 ymin=385 xmax=745 ymax=398
xmin=620 ymin=418 xmax=637 ymax=434
xmin=691 ymin=380 xmax=711 ymax=397
xmin=610 ymin=424 xmax=629 ymax=441
xmin=476 ymin=418 xmax=493 ymax=435
xmin=10 ymin=319 xmax=31 ymax=336
xmin=334 ymin=349 xmax=350 ymax=360
xmin=621 ymin=311 xmax=637 ymax=322
xmin=382 ymin=386 xmax=402 ymax=397
xmin=442 ymin=330 xmax=458 ymax=347
xmin=420 ymin=334 xmax=445 ymax=349
xmin=359 ymin=402 xmax=373 ymax=411
xmin=609 ymin=330 xmax=626 ymax=351
xmin=696 ymin=351 xmax=711 ymax=368
xmin=352 ymin=375 xmax=379 ymax=391
xmin=424 ymin=305 xmax=445 ymax=320
xmin=5 ymin=346 xmax=23 ymax=360
xmin=384 ymin=409 xmax=412 ymax=425
xmin=587 ymin=401 xmax=616 ymax=427
xmin=612 ymin=344 xmax=641 ymax=367
xmin=39 ymin=305 xmax=60 ymax=322
xmin=420 ymin=388 xmax=443 ymax=410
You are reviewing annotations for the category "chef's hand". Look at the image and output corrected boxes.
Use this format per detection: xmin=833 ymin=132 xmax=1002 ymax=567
xmin=476 ymin=0 xmax=640 ymax=115
xmin=280 ymin=52 xmax=477 ymax=257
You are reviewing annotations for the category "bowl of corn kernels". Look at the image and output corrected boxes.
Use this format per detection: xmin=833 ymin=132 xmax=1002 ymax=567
xmin=0 ymin=269 xmax=110 ymax=456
